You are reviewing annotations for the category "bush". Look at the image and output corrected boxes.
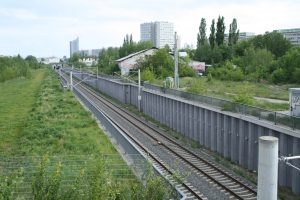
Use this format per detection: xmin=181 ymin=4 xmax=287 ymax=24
xmin=208 ymin=65 xmax=244 ymax=82
xmin=207 ymin=73 xmax=212 ymax=82
xmin=141 ymin=69 xmax=155 ymax=83
xmin=228 ymin=67 xmax=244 ymax=81
xmin=0 ymin=56 xmax=43 ymax=82
xmin=271 ymin=68 xmax=286 ymax=84
xmin=291 ymin=68 xmax=300 ymax=83
xmin=179 ymin=65 xmax=196 ymax=77
xmin=233 ymin=91 xmax=254 ymax=105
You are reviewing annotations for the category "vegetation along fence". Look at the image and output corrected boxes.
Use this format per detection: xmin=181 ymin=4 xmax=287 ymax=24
xmin=0 ymin=154 xmax=148 ymax=199
xmin=143 ymin=83 xmax=300 ymax=130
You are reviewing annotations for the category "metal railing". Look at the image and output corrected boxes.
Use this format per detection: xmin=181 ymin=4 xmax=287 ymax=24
xmin=60 ymin=68 xmax=299 ymax=131
xmin=143 ymin=82 xmax=300 ymax=131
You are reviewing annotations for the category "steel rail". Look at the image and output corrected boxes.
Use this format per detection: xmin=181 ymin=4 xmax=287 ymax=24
xmin=61 ymin=71 xmax=257 ymax=199
xmin=60 ymin=72 xmax=205 ymax=200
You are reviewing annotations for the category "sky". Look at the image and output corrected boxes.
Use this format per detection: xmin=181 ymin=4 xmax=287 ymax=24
xmin=0 ymin=0 xmax=299 ymax=58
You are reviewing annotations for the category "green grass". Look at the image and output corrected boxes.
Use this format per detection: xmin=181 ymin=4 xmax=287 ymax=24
xmin=180 ymin=77 xmax=296 ymax=100
xmin=179 ymin=77 xmax=295 ymax=111
xmin=0 ymin=68 xmax=119 ymax=156
xmin=0 ymin=69 xmax=46 ymax=154
xmin=0 ymin=68 xmax=120 ymax=156
xmin=0 ymin=68 xmax=174 ymax=200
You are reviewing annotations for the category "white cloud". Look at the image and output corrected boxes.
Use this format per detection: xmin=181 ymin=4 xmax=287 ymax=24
xmin=0 ymin=8 xmax=38 ymax=20
xmin=0 ymin=0 xmax=299 ymax=57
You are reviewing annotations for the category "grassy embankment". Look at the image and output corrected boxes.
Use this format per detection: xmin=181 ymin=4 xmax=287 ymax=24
xmin=153 ymin=77 xmax=300 ymax=111
xmin=0 ymin=68 xmax=116 ymax=155
xmin=0 ymin=68 xmax=171 ymax=199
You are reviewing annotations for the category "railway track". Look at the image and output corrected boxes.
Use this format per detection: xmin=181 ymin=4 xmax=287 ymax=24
xmin=60 ymin=71 xmax=257 ymax=199
xmin=60 ymin=72 xmax=206 ymax=200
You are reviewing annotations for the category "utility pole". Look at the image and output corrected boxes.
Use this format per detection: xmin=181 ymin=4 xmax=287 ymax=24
xmin=174 ymin=32 xmax=179 ymax=89
xmin=70 ymin=65 xmax=73 ymax=91
xmin=138 ymin=69 xmax=141 ymax=111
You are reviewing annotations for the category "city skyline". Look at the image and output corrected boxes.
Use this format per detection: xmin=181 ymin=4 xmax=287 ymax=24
xmin=0 ymin=0 xmax=300 ymax=58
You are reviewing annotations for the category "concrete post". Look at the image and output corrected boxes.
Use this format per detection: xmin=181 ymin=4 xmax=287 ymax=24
xmin=70 ymin=71 xmax=73 ymax=91
xmin=138 ymin=69 xmax=141 ymax=111
xmin=258 ymin=136 xmax=278 ymax=200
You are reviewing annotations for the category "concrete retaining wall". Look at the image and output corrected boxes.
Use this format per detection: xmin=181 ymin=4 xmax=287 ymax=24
xmin=71 ymin=70 xmax=300 ymax=194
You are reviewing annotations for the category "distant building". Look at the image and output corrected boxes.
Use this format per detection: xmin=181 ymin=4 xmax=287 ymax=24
xmin=41 ymin=57 xmax=60 ymax=64
xmin=70 ymin=37 xmax=79 ymax=57
xmin=275 ymin=28 xmax=300 ymax=45
xmin=140 ymin=23 xmax=153 ymax=42
xmin=91 ymin=49 xmax=101 ymax=57
xmin=79 ymin=58 xmax=97 ymax=66
xmin=238 ymin=32 xmax=255 ymax=41
xmin=116 ymin=48 xmax=158 ymax=75
xmin=224 ymin=32 xmax=255 ymax=43
xmin=79 ymin=50 xmax=89 ymax=57
xmin=79 ymin=49 xmax=102 ymax=57
xmin=190 ymin=61 xmax=205 ymax=74
xmin=140 ymin=21 xmax=175 ymax=49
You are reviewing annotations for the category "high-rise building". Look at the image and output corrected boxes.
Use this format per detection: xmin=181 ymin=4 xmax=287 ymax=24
xmin=238 ymin=32 xmax=255 ymax=41
xmin=140 ymin=21 xmax=175 ymax=49
xmin=78 ymin=49 xmax=102 ymax=57
xmin=69 ymin=37 xmax=79 ymax=57
xmin=275 ymin=28 xmax=300 ymax=45
xmin=224 ymin=32 xmax=255 ymax=43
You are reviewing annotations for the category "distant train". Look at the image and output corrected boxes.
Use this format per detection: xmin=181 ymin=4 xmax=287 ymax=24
xmin=52 ymin=64 xmax=63 ymax=70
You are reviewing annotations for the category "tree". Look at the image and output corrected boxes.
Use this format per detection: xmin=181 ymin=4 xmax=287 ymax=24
xmin=119 ymin=34 xmax=152 ymax=58
xmin=25 ymin=55 xmax=40 ymax=69
xmin=233 ymin=47 xmax=274 ymax=81
xmin=197 ymin=18 xmax=207 ymax=48
xmin=209 ymin=19 xmax=216 ymax=49
xmin=250 ymin=31 xmax=291 ymax=58
xmin=138 ymin=48 xmax=174 ymax=78
xmin=234 ymin=39 xmax=252 ymax=57
xmin=216 ymin=16 xmax=226 ymax=46
xmin=195 ymin=18 xmax=208 ymax=61
xmin=97 ymin=47 xmax=120 ymax=74
xmin=275 ymin=46 xmax=300 ymax=83
xmin=228 ymin=18 xmax=239 ymax=46
xmin=263 ymin=31 xmax=292 ymax=58
xmin=250 ymin=34 xmax=265 ymax=49
xmin=119 ymin=34 xmax=134 ymax=57
xmin=195 ymin=43 xmax=212 ymax=63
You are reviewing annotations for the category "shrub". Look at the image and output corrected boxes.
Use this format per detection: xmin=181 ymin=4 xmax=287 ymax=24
xmin=271 ymin=68 xmax=286 ymax=84
xmin=228 ymin=67 xmax=244 ymax=81
xmin=141 ymin=69 xmax=155 ymax=83
xmin=207 ymin=73 xmax=212 ymax=82
xmin=233 ymin=92 xmax=254 ymax=105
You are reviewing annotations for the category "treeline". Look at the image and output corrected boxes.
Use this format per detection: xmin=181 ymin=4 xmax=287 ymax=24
xmin=95 ymin=34 xmax=195 ymax=79
xmin=137 ymin=48 xmax=196 ymax=82
xmin=0 ymin=55 xmax=42 ymax=82
xmin=193 ymin=16 xmax=299 ymax=83
xmin=96 ymin=34 xmax=152 ymax=74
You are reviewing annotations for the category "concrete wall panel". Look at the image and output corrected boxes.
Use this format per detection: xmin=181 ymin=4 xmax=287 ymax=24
xmin=81 ymin=74 xmax=300 ymax=195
